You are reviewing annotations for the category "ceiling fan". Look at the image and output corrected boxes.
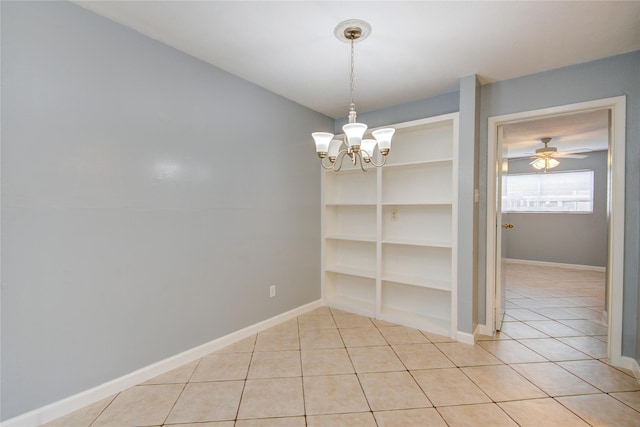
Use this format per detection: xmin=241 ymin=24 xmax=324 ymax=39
xmin=521 ymin=137 xmax=590 ymax=171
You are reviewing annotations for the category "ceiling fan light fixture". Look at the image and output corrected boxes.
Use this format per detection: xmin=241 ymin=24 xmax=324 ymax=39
xmin=531 ymin=157 xmax=560 ymax=171
xmin=529 ymin=137 xmax=563 ymax=171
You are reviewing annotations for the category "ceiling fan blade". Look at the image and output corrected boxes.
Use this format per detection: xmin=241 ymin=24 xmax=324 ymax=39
xmin=554 ymin=153 xmax=588 ymax=159
xmin=559 ymin=148 xmax=593 ymax=155
xmin=508 ymin=155 xmax=535 ymax=160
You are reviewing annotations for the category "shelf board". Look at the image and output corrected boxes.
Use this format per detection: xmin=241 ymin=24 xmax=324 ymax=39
xmin=380 ymin=308 xmax=450 ymax=337
xmin=381 ymin=201 xmax=453 ymax=207
xmin=385 ymin=158 xmax=453 ymax=168
xmin=382 ymin=274 xmax=451 ymax=291
xmin=382 ymin=239 xmax=452 ymax=248
xmin=381 ymin=201 xmax=452 ymax=206
xmin=324 ymin=295 xmax=375 ymax=318
xmin=326 ymin=265 xmax=377 ymax=279
xmin=324 ymin=166 xmax=369 ymax=175
xmin=326 ymin=234 xmax=377 ymax=243
xmin=325 ymin=202 xmax=377 ymax=206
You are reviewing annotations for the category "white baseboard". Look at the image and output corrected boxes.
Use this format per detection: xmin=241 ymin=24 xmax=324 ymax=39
xmin=456 ymin=329 xmax=476 ymax=345
xmin=476 ymin=323 xmax=493 ymax=337
xmin=608 ymin=355 xmax=640 ymax=385
xmin=1 ymin=300 xmax=322 ymax=427
xmin=506 ymin=258 xmax=606 ymax=272
xmin=457 ymin=324 xmax=486 ymax=345
xmin=602 ymin=310 xmax=609 ymax=327
xmin=623 ymin=356 xmax=640 ymax=385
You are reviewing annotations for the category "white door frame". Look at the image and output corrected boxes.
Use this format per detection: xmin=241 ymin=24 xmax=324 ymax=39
xmin=485 ymin=96 xmax=626 ymax=367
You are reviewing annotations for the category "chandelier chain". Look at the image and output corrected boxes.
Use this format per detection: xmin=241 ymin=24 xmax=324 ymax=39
xmin=349 ymin=37 xmax=356 ymax=112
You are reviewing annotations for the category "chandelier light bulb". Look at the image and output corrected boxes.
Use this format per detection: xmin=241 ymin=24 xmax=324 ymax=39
xmin=328 ymin=140 xmax=342 ymax=160
xmin=372 ymin=128 xmax=395 ymax=155
xmin=312 ymin=132 xmax=334 ymax=157
xmin=343 ymin=123 xmax=368 ymax=149
xmin=360 ymin=139 xmax=377 ymax=162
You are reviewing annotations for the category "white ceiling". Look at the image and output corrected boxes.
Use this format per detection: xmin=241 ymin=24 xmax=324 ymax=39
xmin=502 ymin=109 xmax=610 ymax=158
xmin=74 ymin=1 xmax=640 ymax=119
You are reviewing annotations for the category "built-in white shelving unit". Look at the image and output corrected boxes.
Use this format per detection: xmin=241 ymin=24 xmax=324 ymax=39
xmin=321 ymin=113 xmax=459 ymax=337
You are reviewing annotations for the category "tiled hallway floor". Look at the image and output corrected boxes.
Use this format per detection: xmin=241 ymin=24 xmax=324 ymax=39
xmin=44 ymin=263 xmax=639 ymax=426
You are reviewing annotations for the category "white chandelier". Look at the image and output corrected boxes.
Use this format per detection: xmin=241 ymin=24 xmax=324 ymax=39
xmin=312 ymin=19 xmax=395 ymax=172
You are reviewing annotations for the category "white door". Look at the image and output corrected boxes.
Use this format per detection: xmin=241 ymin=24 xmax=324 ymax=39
xmin=495 ymin=126 xmax=509 ymax=331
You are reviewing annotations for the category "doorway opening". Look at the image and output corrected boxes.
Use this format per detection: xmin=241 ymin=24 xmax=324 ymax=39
xmin=485 ymin=96 xmax=626 ymax=367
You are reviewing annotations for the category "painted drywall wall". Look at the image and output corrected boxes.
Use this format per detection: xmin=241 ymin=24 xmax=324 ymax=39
xmin=1 ymin=1 xmax=330 ymax=420
xmin=457 ymin=75 xmax=481 ymax=334
xmin=504 ymin=151 xmax=608 ymax=267
xmin=478 ymin=52 xmax=640 ymax=358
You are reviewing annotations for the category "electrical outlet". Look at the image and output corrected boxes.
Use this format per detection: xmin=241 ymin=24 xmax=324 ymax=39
xmin=269 ymin=285 xmax=276 ymax=298
xmin=391 ymin=208 xmax=398 ymax=221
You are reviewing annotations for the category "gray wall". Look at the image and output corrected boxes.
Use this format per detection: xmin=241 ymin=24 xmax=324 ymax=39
xmin=478 ymin=52 xmax=640 ymax=359
xmin=457 ymin=75 xmax=481 ymax=334
xmin=1 ymin=1 xmax=330 ymax=420
xmin=505 ymin=151 xmax=609 ymax=267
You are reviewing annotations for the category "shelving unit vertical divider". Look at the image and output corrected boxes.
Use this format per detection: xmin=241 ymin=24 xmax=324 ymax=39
xmin=450 ymin=114 xmax=459 ymax=336
xmin=320 ymin=164 xmax=326 ymax=305
xmin=375 ymin=165 xmax=383 ymax=319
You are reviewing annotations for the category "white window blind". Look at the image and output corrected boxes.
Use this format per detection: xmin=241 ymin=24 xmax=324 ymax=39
xmin=503 ymin=170 xmax=594 ymax=213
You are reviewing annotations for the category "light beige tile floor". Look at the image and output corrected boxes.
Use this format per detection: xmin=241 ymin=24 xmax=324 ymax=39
xmin=43 ymin=264 xmax=639 ymax=426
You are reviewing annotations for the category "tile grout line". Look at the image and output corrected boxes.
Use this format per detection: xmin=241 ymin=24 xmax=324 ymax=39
xmin=86 ymin=393 xmax=118 ymax=427
xmin=231 ymin=334 xmax=256 ymax=423
xmin=331 ymin=308 xmax=378 ymax=424
xmin=296 ymin=315 xmax=309 ymax=427
xmin=551 ymin=395 xmax=600 ymax=427
xmin=157 ymin=382 xmax=188 ymax=427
